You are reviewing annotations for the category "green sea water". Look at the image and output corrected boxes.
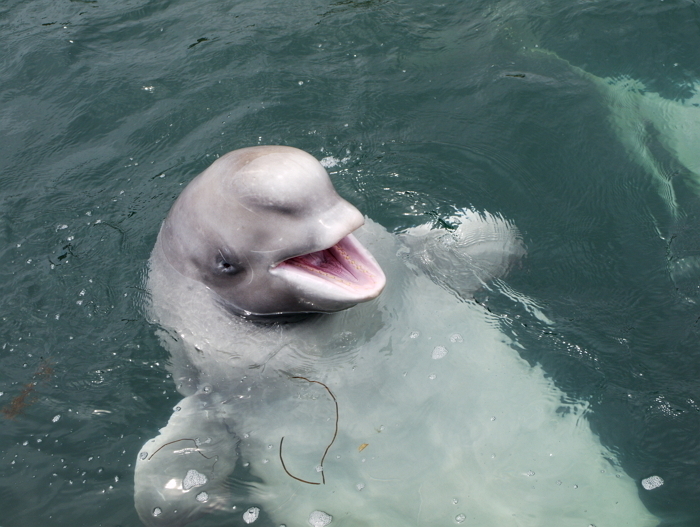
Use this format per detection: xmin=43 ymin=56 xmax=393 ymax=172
xmin=2 ymin=0 xmax=700 ymax=525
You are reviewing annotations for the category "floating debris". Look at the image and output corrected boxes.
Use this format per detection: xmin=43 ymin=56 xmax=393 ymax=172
xmin=280 ymin=376 xmax=338 ymax=485
xmin=2 ymin=359 xmax=54 ymax=419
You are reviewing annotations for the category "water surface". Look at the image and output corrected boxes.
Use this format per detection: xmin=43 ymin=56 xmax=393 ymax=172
xmin=2 ymin=0 xmax=700 ymax=525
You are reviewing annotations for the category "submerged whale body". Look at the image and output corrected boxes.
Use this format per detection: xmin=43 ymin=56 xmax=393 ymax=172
xmin=135 ymin=146 xmax=657 ymax=526
xmin=528 ymin=48 xmax=700 ymax=219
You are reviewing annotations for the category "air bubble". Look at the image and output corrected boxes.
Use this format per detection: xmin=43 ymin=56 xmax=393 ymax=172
xmin=52 ymin=415 xmax=61 ymax=423
xmin=139 ymin=452 xmax=148 ymax=460
xmin=450 ymin=334 xmax=463 ymax=343
xmin=356 ymin=483 xmax=365 ymax=491
xmin=409 ymin=331 xmax=420 ymax=339
xmin=243 ymin=507 xmax=260 ymax=524
xmin=428 ymin=373 xmax=436 ymax=380
xmin=308 ymin=510 xmax=332 ymax=527
xmin=455 ymin=513 xmax=466 ymax=523
xmin=153 ymin=507 xmax=162 ymax=517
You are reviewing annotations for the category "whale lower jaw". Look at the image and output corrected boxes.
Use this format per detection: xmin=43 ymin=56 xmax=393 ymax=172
xmin=271 ymin=233 xmax=386 ymax=305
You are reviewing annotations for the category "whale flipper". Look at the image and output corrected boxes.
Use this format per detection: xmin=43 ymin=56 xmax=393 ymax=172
xmin=400 ymin=209 xmax=526 ymax=299
xmin=134 ymin=393 xmax=240 ymax=527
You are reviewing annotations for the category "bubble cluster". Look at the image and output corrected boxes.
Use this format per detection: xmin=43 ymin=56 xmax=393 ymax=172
xmin=431 ymin=346 xmax=448 ymax=359
xmin=319 ymin=156 xmax=349 ymax=168
xmin=641 ymin=475 xmax=664 ymax=490
xmin=308 ymin=510 xmax=332 ymax=527
xmin=195 ymin=491 xmax=209 ymax=503
xmin=182 ymin=469 xmax=207 ymax=490
xmin=243 ymin=507 xmax=260 ymax=524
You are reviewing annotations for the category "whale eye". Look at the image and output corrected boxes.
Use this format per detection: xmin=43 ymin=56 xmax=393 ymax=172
xmin=216 ymin=252 xmax=240 ymax=276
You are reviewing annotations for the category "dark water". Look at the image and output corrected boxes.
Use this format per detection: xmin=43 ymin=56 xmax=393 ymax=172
xmin=2 ymin=0 xmax=700 ymax=525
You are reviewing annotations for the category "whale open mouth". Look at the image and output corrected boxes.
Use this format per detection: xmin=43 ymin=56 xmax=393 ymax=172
xmin=271 ymin=233 xmax=386 ymax=303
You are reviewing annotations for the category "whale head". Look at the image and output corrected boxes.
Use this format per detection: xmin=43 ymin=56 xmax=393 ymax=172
xmin=156 ymin=146 xmax=386 ymax=319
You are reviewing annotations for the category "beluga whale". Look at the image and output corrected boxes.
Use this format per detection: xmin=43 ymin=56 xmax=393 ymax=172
xmin=135 ymin=145 xmax=658 ymax=526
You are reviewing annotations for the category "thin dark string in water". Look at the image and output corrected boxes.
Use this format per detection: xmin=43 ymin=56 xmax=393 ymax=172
xmin=279 ymin=376 xmax=339 ymax=485
xmin=279 ymin=436 xmax=320 ymax=485
xmin=147 ymin=438 xmax=219 ymax=469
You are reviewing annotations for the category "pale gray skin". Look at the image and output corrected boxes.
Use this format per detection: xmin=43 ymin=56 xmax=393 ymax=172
xmin=134 ymin=146 xmax=524 ymax=526
xmin=158 ymin=145 xmax=383 ymax=318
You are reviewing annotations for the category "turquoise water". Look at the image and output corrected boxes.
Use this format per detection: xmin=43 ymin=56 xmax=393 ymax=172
xmin=2 ymin=0 xmax=700 ymax=525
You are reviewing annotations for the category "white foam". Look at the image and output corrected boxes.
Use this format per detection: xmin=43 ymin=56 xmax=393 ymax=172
xmin=182 ymin=469 xmax=207 ymax=490
xmin=243 ymin=507 xmax=260 ymax=524
xmin=432 ymin=345 xmax=448 ymax=359
xmin=641 ymin=475 xmax=664 ymax=490
xmin=308 ymin=510 xmax=332 ymax=527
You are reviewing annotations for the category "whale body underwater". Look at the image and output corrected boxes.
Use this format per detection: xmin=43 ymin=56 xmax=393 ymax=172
xmin=134 ymin=146 xmax=658 ymax=526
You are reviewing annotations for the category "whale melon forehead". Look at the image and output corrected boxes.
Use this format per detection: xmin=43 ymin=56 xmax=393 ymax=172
xmin=202 ymin=147 xmax=337 ymax=214
xmin=231 ymin=151 xmax=335 ymax=210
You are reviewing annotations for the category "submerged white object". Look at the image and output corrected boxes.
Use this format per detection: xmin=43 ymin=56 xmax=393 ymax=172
xmin=134 ymin=146 xmax=656 ymax=526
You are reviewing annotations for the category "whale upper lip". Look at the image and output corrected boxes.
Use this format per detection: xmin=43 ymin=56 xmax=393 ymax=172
xmin=270 ymin=232 xmax=386 ymax=302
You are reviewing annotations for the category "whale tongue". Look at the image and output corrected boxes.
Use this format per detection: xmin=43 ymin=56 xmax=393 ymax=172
xmin=284 ymin=244 xmax=363 ymax=284
xmin=274 ymin=233 xmax=385 ymax=301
